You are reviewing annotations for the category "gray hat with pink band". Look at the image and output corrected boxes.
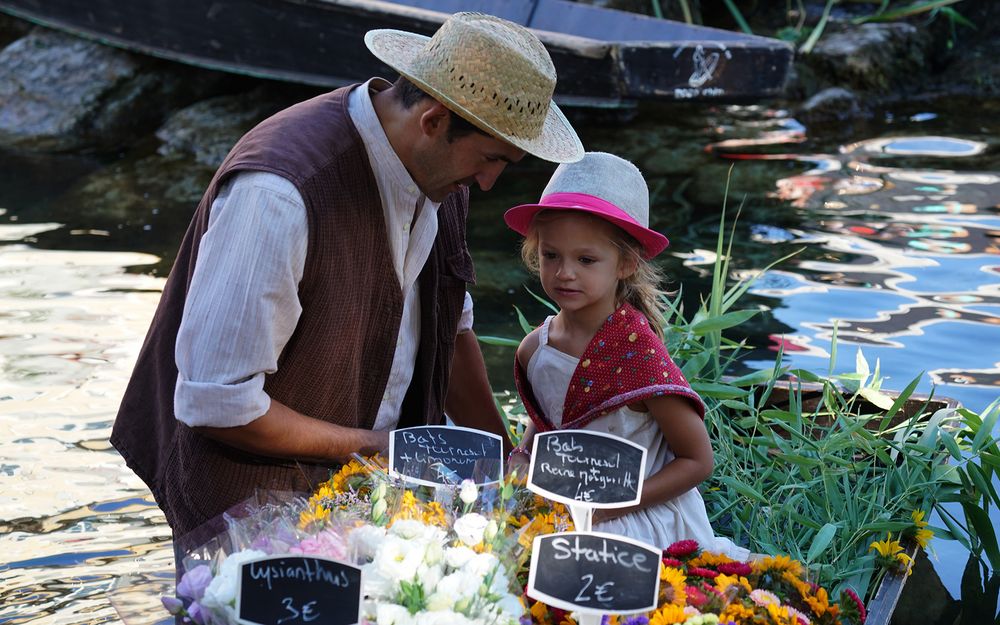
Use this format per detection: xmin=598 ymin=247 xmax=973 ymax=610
xmin=503 ymin=152 xmax=669 ymax=258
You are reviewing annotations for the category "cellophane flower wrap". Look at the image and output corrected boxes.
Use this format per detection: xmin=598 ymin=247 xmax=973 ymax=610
xmin=163 ymin=491 xmax=356 ymax=625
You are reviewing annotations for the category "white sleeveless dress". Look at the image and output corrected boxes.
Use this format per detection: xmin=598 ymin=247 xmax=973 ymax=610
xmin=527 ymin=317 xmax=750 ymax=559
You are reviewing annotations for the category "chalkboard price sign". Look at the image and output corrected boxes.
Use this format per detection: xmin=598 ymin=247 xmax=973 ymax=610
xmin=390 ymin=425 xmax=504 ymax=486
xmin=528 ymin=430 xmax=647 ymax=507
xmin=528 ymin=532 xmax=661 ymax=614
xmin=236 ymin=555 xmax=362 ymax=625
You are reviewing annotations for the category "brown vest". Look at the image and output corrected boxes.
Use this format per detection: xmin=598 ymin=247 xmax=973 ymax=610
xmin=111 ymin=86 xmax=474 ymax=538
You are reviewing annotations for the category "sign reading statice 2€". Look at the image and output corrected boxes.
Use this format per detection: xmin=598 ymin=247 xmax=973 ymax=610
xmin=390 ymin=425 xmax=503 ymax=486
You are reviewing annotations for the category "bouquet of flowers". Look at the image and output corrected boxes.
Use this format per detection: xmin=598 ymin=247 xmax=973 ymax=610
xmin=525 ymin=539 xmax=865 ymax=625
xmin=163 ymin=456 xmax=530 ymax=625
xmin=163 ymin=493 xmax=356 ymax=624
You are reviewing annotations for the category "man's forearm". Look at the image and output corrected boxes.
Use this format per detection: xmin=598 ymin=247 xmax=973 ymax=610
xmin=194 ymin=398 xmax=388 ymax=464
xmin=445 ymin=330 xmax=512 ymax=451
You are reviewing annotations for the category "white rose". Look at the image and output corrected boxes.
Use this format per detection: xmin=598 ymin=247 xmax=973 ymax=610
xmin=350 ymin=524 xmax=387 ymax=560
xmin=425 ymin=589 xmax=457 ymax=612
xmin=459 ymin=479 xmax=478 ymax=505
xmin=416 ymin=610 xmax=476 ymax=625
xmin=374 ymin=535 xmax=426 ymax=582
xmin=390 ymin=519 xmax=447 ymax=544
xmin=375 ymin=603 xmax=414 ymax=625
xmin=444 ymin=545 xmax=476 ymax=569
xmin=495 ymin=594 xmax=526 ymax=621
xmin=361 ymin=562 xmax=395 ymax=599
xmin=416 ymin=562 xmax=444 ymax=589
xmin=453 ymin=513 xmax=489 ymax=546
xmin=462 ymin=552 xmax=500 ymax=580
xmin=436 ymin=572 xmax=481 ymax=601
xmin=423 ymin=538 xmax=444 ymax=567
xmin=200 ymin=548 xmax=267 ymax=612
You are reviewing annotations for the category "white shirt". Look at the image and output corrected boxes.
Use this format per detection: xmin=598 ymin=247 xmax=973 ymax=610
xmin=174 ymin=79 xmax=474 ymax=429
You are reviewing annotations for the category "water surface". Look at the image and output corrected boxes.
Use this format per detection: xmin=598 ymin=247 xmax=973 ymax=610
xmin=1 ymin=97 xmax=999 ymax=623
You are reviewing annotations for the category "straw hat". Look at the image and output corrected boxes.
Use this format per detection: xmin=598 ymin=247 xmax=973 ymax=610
xmin=504 ymin=152 xmax=670 ymax=258
xmin=364 ymin=12 xmax=584 ymax=163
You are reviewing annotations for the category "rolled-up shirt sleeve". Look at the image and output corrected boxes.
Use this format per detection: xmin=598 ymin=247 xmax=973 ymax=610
xmin=457 ymin=291 xmax=474 ymax=334
xmin=174 ymin=171 xmax=307 ymax=428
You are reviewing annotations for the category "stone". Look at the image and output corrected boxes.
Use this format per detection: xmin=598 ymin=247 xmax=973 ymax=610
xmin=0 ymin=28 xmax=233 ymax=153
xmin=155 ymin=89 xmax=295 ymax=168
xmin=796 ymin=87 xmax=867 ymax=125
xmin=802 ymin=23 xmax=932 ymax=94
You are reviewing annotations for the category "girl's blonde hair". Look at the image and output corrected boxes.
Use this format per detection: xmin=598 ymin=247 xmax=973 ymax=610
xmin=520 ymin=210 xmax=668 ymax=340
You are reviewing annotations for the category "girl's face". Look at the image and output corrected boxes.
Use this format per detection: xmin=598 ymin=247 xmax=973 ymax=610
xmin=535 ymin=213 xmax=628 ymax=317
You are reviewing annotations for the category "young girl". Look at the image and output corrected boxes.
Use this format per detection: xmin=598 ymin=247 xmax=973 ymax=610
xmin=504 ymin=152 xmax=748 ymax=558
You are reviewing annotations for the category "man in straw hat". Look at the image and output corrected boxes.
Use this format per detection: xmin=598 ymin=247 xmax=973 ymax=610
xmin=111 ymin=12 xmax=584 ymax=542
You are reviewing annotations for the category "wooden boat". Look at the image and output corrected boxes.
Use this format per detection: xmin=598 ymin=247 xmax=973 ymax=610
xmin=0 ymin=0 xmax=793 ymax=108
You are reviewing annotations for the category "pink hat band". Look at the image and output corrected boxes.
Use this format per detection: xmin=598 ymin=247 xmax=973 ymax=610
xmin=504 ymin=191 xmax=669 ymax=259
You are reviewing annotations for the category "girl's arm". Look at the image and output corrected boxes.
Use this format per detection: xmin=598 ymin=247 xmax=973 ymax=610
xmin=507 ymin=329 xmax=542 ymax=474
xmin=594 ymin=395 xmax=713 ymax=523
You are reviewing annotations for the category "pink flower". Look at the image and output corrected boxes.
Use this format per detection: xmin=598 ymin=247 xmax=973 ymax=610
xmin=687 ymin=566 xmax=719 ymax=579
xmin=685 ymin=585 xmax=709 ymax=608
xmin=290 ymin=529 xmax=348 ymax=559
xmin=665 ymin=540 xmax=700 ymax=558
xmin=661 ymin=557 xmax=684 ymax=568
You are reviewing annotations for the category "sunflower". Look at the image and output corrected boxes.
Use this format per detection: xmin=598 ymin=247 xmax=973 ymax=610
xmin=719 ymin=601 xmax=755 ymax=624
xmin=753 ymin=554 xmax=804 ymax=577
xmin=648 ymin=603 xmax=688 ymax=625
xmin=689 ymin=551 xmax=735 ymax=568
xmin=660 ymin=565 xmax=688 ymax=606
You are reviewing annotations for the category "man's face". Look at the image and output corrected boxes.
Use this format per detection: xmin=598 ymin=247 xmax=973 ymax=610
xmin=411 ymin=113 xmax=526 ymax=203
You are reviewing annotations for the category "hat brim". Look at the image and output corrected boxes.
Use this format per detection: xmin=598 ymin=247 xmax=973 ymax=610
xmin=365 ymin=28 xmax=584 ymax=164
xmin=504 ymin=202 xmax=670 ymax=259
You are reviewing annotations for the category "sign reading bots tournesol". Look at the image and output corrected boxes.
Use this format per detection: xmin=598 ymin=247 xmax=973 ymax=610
xmin=389 ymin=425 xmax=504 ymax=487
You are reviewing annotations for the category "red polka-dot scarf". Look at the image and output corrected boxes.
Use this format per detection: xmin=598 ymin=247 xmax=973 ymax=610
xmin=514 ymin=303 xmax=705 ymax=432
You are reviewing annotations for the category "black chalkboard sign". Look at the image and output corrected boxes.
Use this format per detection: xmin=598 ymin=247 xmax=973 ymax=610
xmin=389 ymin=425 xmax=504 ymax=486
xmin=527 ymin=430 xmax=647 ymax=507
xmin=236 ymin=555 xmax=362 ymax=625
xmin=528 ymin=532 xmax=661 ymax=614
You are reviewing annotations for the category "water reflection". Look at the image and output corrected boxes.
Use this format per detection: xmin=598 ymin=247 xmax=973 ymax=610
xmin=710 ymin=135 xmax=1000 ymax=410
xmin=0 ymin=242 xmax=171 ymax=623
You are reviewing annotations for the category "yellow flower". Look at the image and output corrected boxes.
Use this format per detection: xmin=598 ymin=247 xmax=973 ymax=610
xmin=869 ymin=533 xmax=904 ymax=558
xmin=689 ymin=551 xmax=735 ymax=568
xmin=719 ymin=602 xmax=755 ymax=623
xmin=753 ymin=554 xmax=803 ymax=577
xmin=716 ymin=573 xmax=752 ymax=595
xmin=765 ymin=602 xmax=795 ymax=624
xmin=802 ymin=585 xmax=831 ymax=616
xmin=911 ymin=510 xmax=928 ymax=528
xmin=530 ymin=601 xmax=551 ymax=624
xmin=914 ymin=527 xmax=934 ymax=549
xmin=896 ymin=552 xmax=915 ymax=574
xmin=649 ymin=603 xmax=687 ymax=625
xmin=659 ymin=565 xmax=687 ymax=606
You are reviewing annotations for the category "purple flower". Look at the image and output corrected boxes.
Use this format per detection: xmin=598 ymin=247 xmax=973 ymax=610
xmin=161 ymin=595 xmax=185 ymax=615
xmin=622 ymin=616 xmax=650 ymax=625
xmin=176 ymin=564 xmax=213 ymax=601
xmin=187 ymin=601 xmax=206 ymax=624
